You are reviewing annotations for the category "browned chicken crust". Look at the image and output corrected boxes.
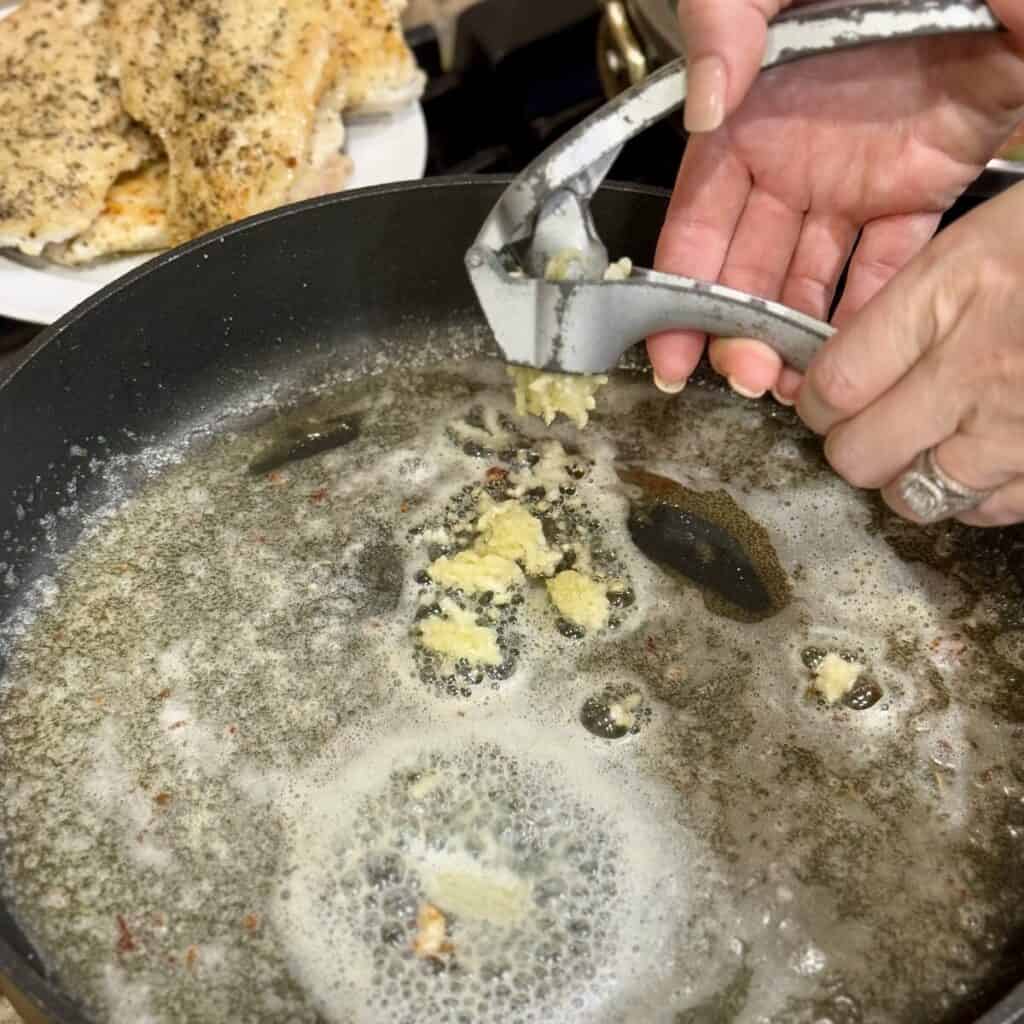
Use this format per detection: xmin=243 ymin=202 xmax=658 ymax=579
xmin=0 ymin=0 xmax=423 ymax=259
xmin=115 ymin=0 xmax=345 ymax=244
xmin=0 ymin=0 xmax=159 ymax=255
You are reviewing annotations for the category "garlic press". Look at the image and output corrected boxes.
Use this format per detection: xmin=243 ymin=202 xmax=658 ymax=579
xmin=465 ymin=0 xmax=1001 ymax=375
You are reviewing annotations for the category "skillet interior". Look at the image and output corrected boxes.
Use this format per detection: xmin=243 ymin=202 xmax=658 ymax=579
xmin=1 ymin=179 xmax=1024 ymax=1024
xmin=0 ymin=179 xmax=667 ymax=1022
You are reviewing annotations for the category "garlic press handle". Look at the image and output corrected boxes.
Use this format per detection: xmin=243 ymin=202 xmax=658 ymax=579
xmin=467 ymin=252 xmax=834 ymax=375
xmin=467 ymin=0 xmax=1002 ymax=374
xmin=473 ymin=0 xmax=1002 ymax=255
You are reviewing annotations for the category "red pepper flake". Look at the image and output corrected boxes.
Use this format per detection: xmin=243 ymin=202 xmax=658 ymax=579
xmin=267 ymin=470 xmax=287 ymax=486
xmin=400 ymin=501 xmax=410 ymax=513
xmin=154 ymin=792 xmax=172 ymax=807
xmin=226 ymin=724 xmax=238 ymax=736
xmin=185 ymin=946 xmax=199 ymax=970
xmin=156 ymin=688 xmax=172 ymax=701
xmin=242 ymin=913 xmax=260 ymax=932
xmin=645 ymin=635 xmax=656 ymax=654
xmin=308 ymin=487 xmax=329 ymax=505
xmin=485 ymin=467 xmax=508 ymax=482
xmin=115 ymin=915 xmax=136 ymax=953
xmin=168 ymin=720 xmax=187 ymax=731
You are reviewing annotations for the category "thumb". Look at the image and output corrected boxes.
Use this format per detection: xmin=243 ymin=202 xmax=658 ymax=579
xmin=796 ymin=183 xmax=1024 ymax=436
xmin=680 ymin=0 xmax=790 ymax=132
xmin=795 ymin=239 xmax=966 ymax=438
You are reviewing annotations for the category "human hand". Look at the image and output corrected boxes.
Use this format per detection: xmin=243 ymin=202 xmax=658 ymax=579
xmin=648 ymin=0 xmax=1024 ymax=401
xmin=796 ymin=180 xmax=1024 ymax=527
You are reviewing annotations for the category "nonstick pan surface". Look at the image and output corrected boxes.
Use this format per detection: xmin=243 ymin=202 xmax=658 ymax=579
xmin=1 ymin=179 xmax=1023 ymax=1024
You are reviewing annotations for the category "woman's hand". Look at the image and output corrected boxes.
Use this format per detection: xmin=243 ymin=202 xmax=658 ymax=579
xmin=649 ymin=0 xmax=1024 ymax=401
xmin=797 ymin=181 xmax=1024 ymax=527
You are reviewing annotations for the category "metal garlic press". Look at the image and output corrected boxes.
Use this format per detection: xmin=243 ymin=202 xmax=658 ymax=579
xmin=466 ymin=0 xmax=1001 ymax=375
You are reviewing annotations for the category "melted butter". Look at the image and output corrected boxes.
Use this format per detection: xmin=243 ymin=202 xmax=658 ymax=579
xmin=0 ymin=357 xmax=1022 ymax=1024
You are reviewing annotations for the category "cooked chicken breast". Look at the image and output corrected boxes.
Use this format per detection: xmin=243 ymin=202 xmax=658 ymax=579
xmin=46 ymin=104 xmax=353 ymax=266
xmin=0 ymin=0 xmax=159 ymax=255
xmin=334 ymin=0 xmax=426 ymax=114
xmin=6 ymin=0 xmax=421 ymax=263
xmin=43 ymin=161 xmax=170 ymax=266
xmin=115 ymin=0 xmax=349 ymax=244
xmin=288 ymin=84 xmax=355 ymax=202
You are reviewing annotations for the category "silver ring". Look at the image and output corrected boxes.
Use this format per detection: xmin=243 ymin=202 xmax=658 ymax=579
xmin=895 ymin=448 xmax=992 ymax=524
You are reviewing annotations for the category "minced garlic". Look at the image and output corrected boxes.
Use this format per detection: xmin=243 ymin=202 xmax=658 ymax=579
xmin=546 ymin=570 xmax=610 ymax=631
xmin=814 ymin=653 xmax=863 ymax=704
xmin=475 ymin=498 xmax=561 ymax=578
xmin=508 ymin=367 xmax=607 ymax=430
xmin=428 ymin=550 xmax=524 ymax=604
xmin=412 ymin=904 xmax=453 ymax=960
xmin=419 ymin=599 xmax=501 ymax=666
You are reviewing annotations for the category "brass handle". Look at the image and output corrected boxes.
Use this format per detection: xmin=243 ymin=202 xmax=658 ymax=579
xmin=602 ymin=1 xmax=648 ymax=90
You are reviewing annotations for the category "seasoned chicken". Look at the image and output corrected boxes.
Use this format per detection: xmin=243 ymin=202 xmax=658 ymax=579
xmin=44 ymin=161 xmax=171 ymax=266
xmin=114 ymin=0 xmax=350 ymax=244
xmin=45 ymin=112 xmax=353 ymax=266
xmin=0 ymin=0 xmax=159 ymax=255
xmin=333 ymin=0 xmax=426 ymax=113
xmin=2 ymin=0 xmax=421 ymax=262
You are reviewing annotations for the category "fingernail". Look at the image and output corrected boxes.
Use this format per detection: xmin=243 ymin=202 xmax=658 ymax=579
xmin=771 ymin=387 xmax=795 ymax=407
xmin=654 ymin=372 xmax=687 ymax=395
xmin=685 ymin=56 xmax=726 ymax=133
xmin=728 ymin=377 xmax=766 ymax=400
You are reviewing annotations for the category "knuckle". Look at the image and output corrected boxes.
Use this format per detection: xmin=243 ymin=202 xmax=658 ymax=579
xmin=945 ymin=275 xmax=1023 ymax=401
xmin=658 ymin=213 xmax=726 ymax=258
xmin=783 ymin=272 xmax=829 ymax=314
xmin=957 ymin=495 xmax=1018 ymax=529
xmin=721 ymin=263 xmax=780 ymax=300
xmin=806 ymin=348 xmax=863 ymax=418
xmin=825 ymin=436 xmax=875 ymax=490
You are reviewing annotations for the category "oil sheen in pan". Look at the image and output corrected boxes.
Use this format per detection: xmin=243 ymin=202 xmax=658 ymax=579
xmin=0 ymin=357 xmax=1023 ymax=1024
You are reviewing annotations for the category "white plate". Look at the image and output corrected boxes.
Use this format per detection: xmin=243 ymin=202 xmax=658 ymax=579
xmin=0 ymin=6 xmax=428 ymax=326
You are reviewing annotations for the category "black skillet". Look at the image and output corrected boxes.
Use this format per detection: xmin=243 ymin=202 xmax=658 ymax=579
xmin=1 ymin=179 xmax=1023 ymax=1024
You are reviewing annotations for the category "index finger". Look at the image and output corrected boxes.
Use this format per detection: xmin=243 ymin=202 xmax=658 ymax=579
xmin=678 ymin=0 xmax=785 ymax=131
xmin=648 ymin=133 xmax=751 ymax=385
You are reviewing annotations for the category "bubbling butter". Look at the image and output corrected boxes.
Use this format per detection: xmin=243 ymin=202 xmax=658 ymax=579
xmin=272 ymin=723 xmax=691 ymax=1024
